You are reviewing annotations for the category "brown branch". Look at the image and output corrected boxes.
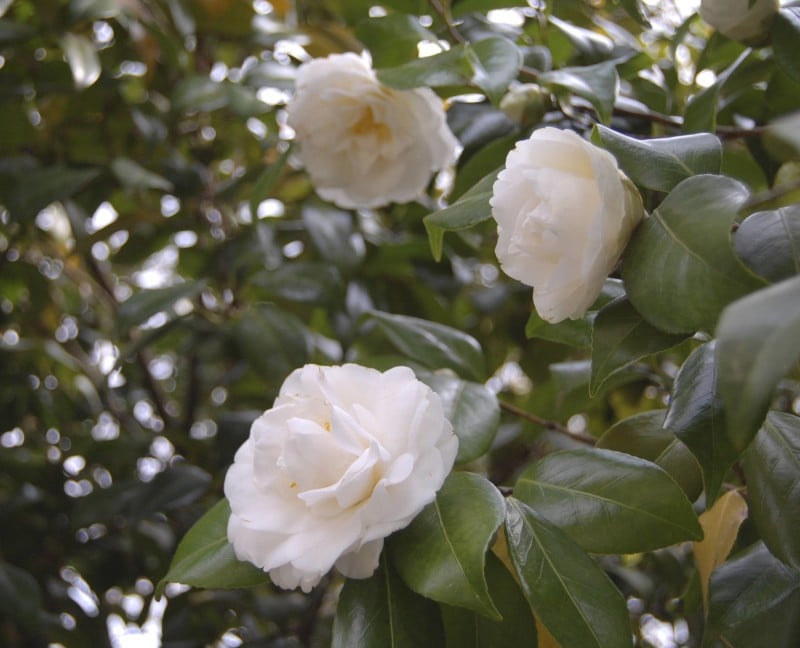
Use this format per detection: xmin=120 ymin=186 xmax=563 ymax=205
xmin=498 ymin=400 xmax=596 ymax=445
xmin=427 ymin=0 xmax=466 ymax=44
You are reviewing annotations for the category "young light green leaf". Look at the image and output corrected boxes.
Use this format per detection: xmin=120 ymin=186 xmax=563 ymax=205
xmin=504 ymin=498 xmax=633 ymax=648
xmin=332 ymin=559 xmax=445 ymax=648
xmin=514 ymin=448 xmax=702 ymax=554
xmin=419 ymin=373 xmax=499 ymax=463
xmin=157 ymin=499 xmax=269 ymax=598
xmin=693 ymin=490 xmax=748 ymax=609
xmin=390 ymin=472 xmax=505 ymax=619
xmin=664 ymin=341 xmax=738 ymax=505
xmin=61 ymin=32 xmax=101 ymax=89
xmin=622 ymin=175 xmax=764 ymax=334
xmin=540 ymin=60 xmax=618 ymax=124
xmin=591 ymin=297 xmax=687 ymax=396
xmin=597 ymin=410 xmax=703 ymax=501
xmin=592 ymin=125 xmax=722 ymax=193
xmin=423 ymin=169 xmax=500 ymax=261
xmin=733 ymin=205 xmax=800 ymax=283
xmin=440 ymin=552 xmax=537 ymax=648
xmin=370 ymin=311 xmax=486 ymax=381
xmin=742 ymin=412 xmax=800 ymax=567
xmin=716 ymin=276 xmax=800 ymax=452
xmin=704 ymin=542 xmax=800 ymax=648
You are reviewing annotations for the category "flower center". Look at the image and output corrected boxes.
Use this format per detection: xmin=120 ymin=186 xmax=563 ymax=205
xmin=350 ymin=108 xmax=392 ymax=142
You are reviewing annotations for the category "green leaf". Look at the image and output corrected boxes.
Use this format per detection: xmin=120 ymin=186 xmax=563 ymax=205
xmin=0 ymin=19 xmax=35 ymax=45
xmin=302 ymin=204 xmax=364 ymax=272
xmin=117 ymin=280 xmax=207 ymax=333
xmin=684 ymin=50 xmax=749 ymax=133
xmin=157 ymin=499 xmax=269 ymax=598
xmin=172 ymin=76 xmax=229 ymax=113
xmin=332 ymin=558 xmax=445 ymax=648
xmin=111 ymin=158 xmax=174 ymax=192
xmin=664 ymin=341 xmax=738 ymax=505
xmin=597 ymin=410 xmax=703 ymax=501
xmin=6 ymin=165 xmax=100 ymax=222
xmin=252 ymin=262 xmax=344 ymax=306
xmin=617 ymin=0 xmax=651 ymax=28
xmin=370 ymin=311 xmax=486 ymax=381
xmin=716 ymin=275 xmax=800 ymax=452
xmin=0 ymin=561 xmax=43 ymax=626
xmin=772 ymin=8 xmax=800 ymax=84
xmin=232 ymin=304 xmax=310 ymax=384
xmin=377 ymin=37 xmax=521 ymax=102
xmin=515 ymin=448 xmax=702 ymax=553
xmin=590 ymin=297 xmax=687 ymax=396
xmin=548 ymin=15 xmax=613 ymax=62
xmin=249 ymin=146 xmax=291 ymax=220
xmin=742 ymin=412 xmax=800 ymax=568
xmin=704 ymin=542 xmax=800 ymax=648
xmin=356 ymin=15 xmax=435 ymax=69
xmin=592 ymin=125 xmax=722 ymax=193
xmin=526 ymin=279 xmax=626 ymax=348
xmin=540 ymin=61 xmax=618 ymax=124
xmin=423 ymin=169 xmax=500 ymax=261
xmin=468 ymin=37 xmax=523 ymax=103
xmin=126 ymin=464 xmax=211 ymax=522
xmin=60 ymin=32 xmax=101 ymax=89
xmin=390 ymin=472 xmax=504 ymax=618
xmin=733 ymin=205 xmax=800 ymax=283
xmin=419 ymin=373 xmax=499 ymax=463
xmin=441 ymin=552 xmax=537 ymax=647
xmin=622 ymin=174 xmax=764 ymax=334
xmin=504 ymin=498 xmax=633 ymax=648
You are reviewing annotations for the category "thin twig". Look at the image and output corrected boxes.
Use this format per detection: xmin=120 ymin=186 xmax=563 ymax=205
xmin=498 ymin=400 xmax=596 ymax=445
xmin=428 ymin=0 xmax=465 ymax=43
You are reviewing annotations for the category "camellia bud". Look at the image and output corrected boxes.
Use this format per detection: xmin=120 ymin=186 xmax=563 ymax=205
xmin=699 ymin=0 xmax=779 ymax=43
xmin=499 ymin=84 xmax=550 ymax=128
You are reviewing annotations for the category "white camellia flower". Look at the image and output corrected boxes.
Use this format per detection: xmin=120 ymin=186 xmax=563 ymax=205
xmin=490 ymin=127 xmax=643 ymax=324
xmin=285 ymin=52 xmax=460 ymax=209
xmin=224 ymin=363 xmax=458 ymax=592
xmin=699 ymin=0 xmax=779 ymax=42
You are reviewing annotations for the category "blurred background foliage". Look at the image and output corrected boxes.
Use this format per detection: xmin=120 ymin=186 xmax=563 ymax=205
xmin=1 ymin=0 xmax=799 ymax=646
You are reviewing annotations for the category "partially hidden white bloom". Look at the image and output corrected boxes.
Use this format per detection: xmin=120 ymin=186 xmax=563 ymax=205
xmin=285 ymin=52 xmax=460 ymax=209
xmin=490 ymin=127 xmax=643 ymax=324
xmin=699 ymin=0 xmax=779 ymax=42
xmin=224 ymin=363 xmax=458 ymax=592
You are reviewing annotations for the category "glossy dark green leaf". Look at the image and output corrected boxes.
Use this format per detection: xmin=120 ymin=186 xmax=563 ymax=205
xmin=772 ymin=8 xmax=800 ymax=84
xmin=704 ymin=542 xmax=800 ymax=648
xmin=390 ymin=472 xmax=504 ymax=618
xmin=423 ymin=169 xmax=500 ymax=261
xmin=302 ymin=204 xmax=364 ymax=271
xmin=420 ymin=373 xmax=499 ymax=463
xmin=592 ymin=125 xmax=722 ymax=193
xmin=111 ymin=157 xmax=174 ymax=191
xmin=441 ymin=552 xmax=537 ymax=648
xmin=0 ymin=19 xmax=35 ymax=44
xmin=684 ymin=50 xmax=749 ymax=133
xmin=540 ymin=60 xmax=618 ymax=124
xmin=590 ymin=297 xmax=687 ymax=396
xmin=6 ymin=165 xmax=100 ymax=222
xmin=370 ymin=311 xmax=486 ymax=381
xmin=548 ymin=15 xmax=614 ymax=62
xmin=126 ymin=464 xmax=211 ymax=522
xmin=664 ymin=341 xmax=738 ymax=505
xmin=742 ymin=412 xmax=800 ymax=568
xmin=525 ymin=279 xmax=626 ymax=348
xmin=232 ymin=304 xmax=310 ymax=384
xmin=172 ymin=76 xmax=229 ymax=113
xmin=467 ymin=37 xmax=523 ymax=103
xmin=622 ymin=175 xmax=764 ymax=334
xmin=356 ymin=15 xmax=435 ymax=68
xmin=733 ymin=205 xmax=800 ymax=283
xmin=504 ymin=498 xmax=633 ymax=648
xmin=597 ymin=410 xmax=703 ymax=501
xmin=117 ymin=280 xmax=207 ymax=333
xmin=515 ymin=448 xmax=702 ymax=553
xmin=0 ymin=561 xmax=42 ymax=626
xmin=332 ymin=559 xmax=445 ymax=648
xmin=252 ymin=262 xmax=344 ymax=305
xmin=716 ymin=276 xmax=800 ymax=452
xmin=249 ymin=146 xmax=291 ymax=220
xmin=618 ymin=0 xmax=651 ymax=27
xmin=157 ymin=499 xmax=269 ymax=597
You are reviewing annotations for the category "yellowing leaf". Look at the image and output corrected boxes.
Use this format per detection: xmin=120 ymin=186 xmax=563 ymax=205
xmin=536 ymin=615 xmax=562 ymax=648
xmin=693 ymin=490 xmax=748 ymax=609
